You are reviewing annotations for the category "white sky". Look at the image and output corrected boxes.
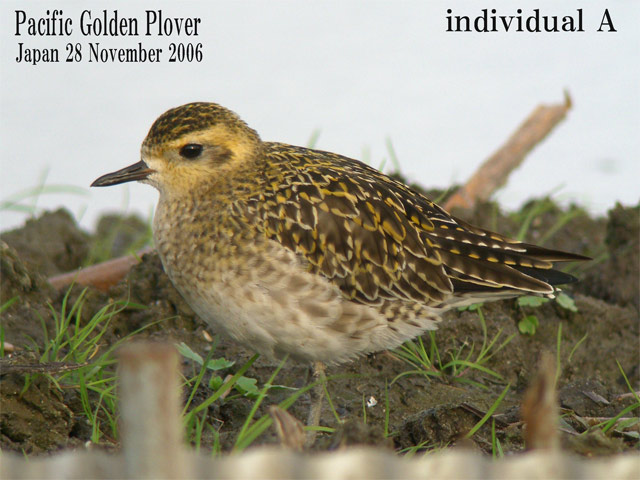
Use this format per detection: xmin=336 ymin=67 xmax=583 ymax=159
xmin=1 ymin=0 xmax=638 ymax=231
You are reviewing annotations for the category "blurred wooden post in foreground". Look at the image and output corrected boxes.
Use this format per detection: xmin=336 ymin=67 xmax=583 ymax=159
xmin=444 ymin=93 xmax=572 ymax=211
xmin=118 ymin=342 xmax=188 ymax=479
xmin=522 ymin=352 xmax=559 ymax=451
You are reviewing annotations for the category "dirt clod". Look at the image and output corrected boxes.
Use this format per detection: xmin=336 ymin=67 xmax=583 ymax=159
xmin=1 ymin=209 xmax=90 ymax=277
xmin=580 ymin=203 xmax=640 ymax=310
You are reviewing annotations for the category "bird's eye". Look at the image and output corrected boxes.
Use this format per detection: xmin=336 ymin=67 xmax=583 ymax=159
xmin=179 ymin=143 xmax=203 ymax=159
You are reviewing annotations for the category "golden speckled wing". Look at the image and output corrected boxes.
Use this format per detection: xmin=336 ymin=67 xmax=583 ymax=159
xmin=247 ymin=143 xmax=454 ymax=307
xmin=425 ymin=214 xmax=587 ymax=295
xmin=241 ymin=142 xmax=588 ymax=308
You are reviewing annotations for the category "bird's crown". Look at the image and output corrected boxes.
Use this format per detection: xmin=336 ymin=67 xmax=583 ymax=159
xmin=142 ymin=102 xmax=260 ymax=149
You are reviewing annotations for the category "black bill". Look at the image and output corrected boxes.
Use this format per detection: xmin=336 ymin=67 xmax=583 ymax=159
xmin=91 ymin=160 xmax=154 ymax=187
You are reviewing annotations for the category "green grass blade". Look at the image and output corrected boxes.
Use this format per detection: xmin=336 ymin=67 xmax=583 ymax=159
xmin=465 ymin=383 xmax=511 ymax=438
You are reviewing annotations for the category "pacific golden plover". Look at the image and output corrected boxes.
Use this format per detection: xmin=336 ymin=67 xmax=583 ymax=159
xmin=92 ymin=102 xmax=588 ymax=365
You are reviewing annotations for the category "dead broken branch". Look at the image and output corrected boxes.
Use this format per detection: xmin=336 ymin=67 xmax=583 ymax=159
xmin=47 ymin=247 xmax=153 ymax=292
xmin=444 ymin=92 xmax=572 ymax=211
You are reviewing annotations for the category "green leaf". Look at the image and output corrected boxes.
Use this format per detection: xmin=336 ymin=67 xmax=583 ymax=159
xmin=517 ymin=296 xmax=549 ymax=308
xmin=176 ymin=342 xmax=204 ymax=365
xmin=458 ymin=302 xmax=484 ymax=312
xmin=556 ymin=292 xmax=578 ymax=312
xmin=177 ymin=342 xmax=234 ymax=371
xmin=204 ymin=357 xmax=235 ymax=371
xmin=518 ymin=315 xmax=539 ymax=335
xmin=616 ymin=417 xmax=639 ymax=429
xmin=209 ymin=375 xmax=224 ymax=391
xmin=235 ymin=376 xmax=260 ymax=398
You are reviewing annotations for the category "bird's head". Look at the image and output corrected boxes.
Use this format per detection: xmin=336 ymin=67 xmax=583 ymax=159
xmin=91 ymin=102 xmax=262 ymax=195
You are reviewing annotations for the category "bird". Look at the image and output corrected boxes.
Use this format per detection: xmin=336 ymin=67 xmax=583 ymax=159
xmin=92 ymin=101 xmax=589 ymax=366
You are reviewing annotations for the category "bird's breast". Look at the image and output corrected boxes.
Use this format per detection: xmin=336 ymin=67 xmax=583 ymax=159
xmin=153 ymin=194 xmax=252 ymax=283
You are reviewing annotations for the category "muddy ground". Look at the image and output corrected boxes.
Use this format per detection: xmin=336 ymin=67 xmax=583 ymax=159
xmin=1 ymin=194 xmax=638 ymax=457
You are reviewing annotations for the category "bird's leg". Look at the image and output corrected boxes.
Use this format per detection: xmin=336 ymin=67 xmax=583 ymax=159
xmin=305 ymin=360 xmax=326 ymax=448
